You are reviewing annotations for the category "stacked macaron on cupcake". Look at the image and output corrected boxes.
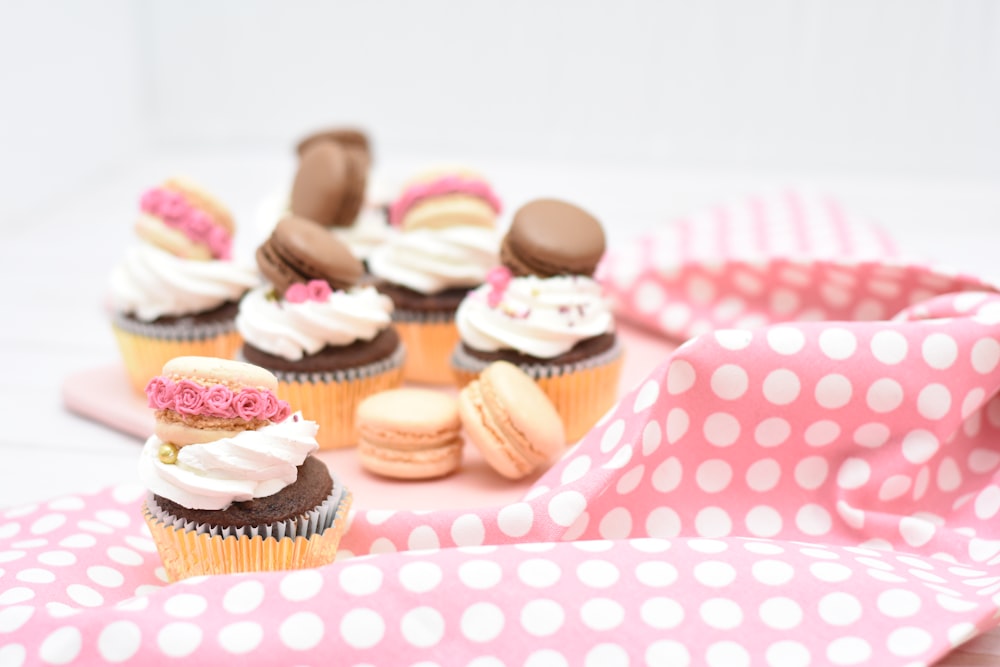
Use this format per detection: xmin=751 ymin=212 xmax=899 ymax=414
xmin=109 ymin=178 xmax=260 ymax=394
xmin=367 ymin=168 xmax=502 ymax=384
xmin=451 ymin=198 xmax=623 ymax=442
xmin=139 ymin=356 xmax=351 ymax=581
xmin=236 ymin=215 xmax=405 ymax=449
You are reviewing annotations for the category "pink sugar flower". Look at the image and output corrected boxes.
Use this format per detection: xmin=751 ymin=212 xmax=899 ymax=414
xmin=233 ymin=388 xmax=265 ymax=421
xmin=307 ymin=280 xmax=332 ymax=302
xmin=185 ymin=210 xmax=213 ymax=238
xmin=203 ymin=384 xmax=236 ymax=418
xmin=172 ymin=379 xmax=206 ymax=415
xmin=144 ymin=376 xmax=176 ymax=410
xmin=285 ymin=283 xmax=310 ymax=304
xmin=486 ymin=266 xmax=512 ymax=307
xmin=272 ymin=400 xmax=292 ymax=423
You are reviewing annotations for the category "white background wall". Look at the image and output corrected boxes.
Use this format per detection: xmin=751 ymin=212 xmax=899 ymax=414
xmin=1 ymin=0 xmax=998 ymax=228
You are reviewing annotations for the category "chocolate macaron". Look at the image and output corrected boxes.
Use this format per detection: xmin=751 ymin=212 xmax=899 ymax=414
xmin=295 ymin=127 xmax=371 ymax=164
xmin=500 ymin=198 xmax=606 ymax=277
xmin=290 ymin=141 xmax=368 ymax=228
xmin=256 ymin=215 xmax=364 ymax=296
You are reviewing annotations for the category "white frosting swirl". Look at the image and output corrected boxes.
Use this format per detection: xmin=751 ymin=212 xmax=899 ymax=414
xmin=138 ymin=415 xmax=320 ymax=511
xmin=109 ymin=241 xmax=260 ymax=321
xmin=333 ymin=205 xmax=397 ymax=261
xmin=456 ymin=275 xmax=614 ymax=358
xmin=236 ymin=285 xmax=393 ymax=361
xmin=367 ymin=225 xmax=499 ymax=294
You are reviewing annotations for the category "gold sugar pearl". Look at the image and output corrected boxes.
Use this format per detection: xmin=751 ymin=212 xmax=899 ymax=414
xmin=158 ymin=442 xmax=179 ymax=465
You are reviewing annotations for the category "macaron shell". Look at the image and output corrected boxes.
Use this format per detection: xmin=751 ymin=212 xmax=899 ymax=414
xmin=503 ymin=198 xmax=606 ymax=277
xmin=290 ymin=142 xmax=368 ymax=228
xmin=162 ymin=355 xmax=279 ymax=393
xmin=458 ymin=379 xmax=534 ymax=480
xmin=258 ymin=215 xmax=363 ymax=294
xmin=295 ymin=127 xmax=371 ymax=164
xmin=164 ymin=178 xmax=235 ymax=235
xmin=135 ymin=214 xmax=212 ymax=260
xmin=357 ymin=438 xmax=463 ymax=480
xmin=401 ymin=193 xmax=497 ymax=231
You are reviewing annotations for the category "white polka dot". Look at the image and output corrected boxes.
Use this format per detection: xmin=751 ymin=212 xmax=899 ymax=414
xmin=766 ymin=641 xmax=811 ymax=667
xmin=759 ymin=597 xmax=802 ymax=630
xmin=715 ymin=329 xmax=753 ymax=350
xmin=279 ymin=611 xmax=325 ymax=651
xmin=96 ymin=510 xmax=130 ymax=528
xmin=560 ymin=456 xmax=591 ymax=484
xmin=460 ymin=602 xmax=504 ymax=643
xmin=837 ymin=458 xmax=871 ymax=489
xmin=854 ymin=422 xmax=891 ymax=448
xmin=544 ymin=492 xmax=584 ymax=529
xmin=603 ymin=444 xmax=633 ymax=470
xmin=401 ymin=607 xmax=445 ymax=648
xmin=877 ymin=589 xmax=922 ymax=618
xmin=0 ymin=605 xmax=33 ymax=633
xmin=660 ymin=303 xmax=693 ymax=332
xmin=577 ymin=560 xmax=619 ymax=588
xmin=639 ymin=422 xmax=662 ymax=457
xmin=338 ymin=563 xmax=382 ymax=596
xmin=745 ymin=506 xmax=783 ymax=537
xmin=497 ymin=503 xmax=533 ymax=538
xmin=517 ymin=558 xmax=561 ymax=588
xmin=16 ymin=568 xmax=54 ymax=584
xmin=398 ymin=561 xmax=442 ymax=594
xmin=641 ymin=597 xmax=685 ymax=631
xmin=696 ymin=460 xmax=733 ymax=493
xmin=767 ymin=327 xmax=806 ymax=355
xmin=902 ymin=430 xmax=939 ymax=464
xmin=449 ymin=514 xmax=485 ymax=547
xmin=810 ymin=562 xmax=853 ymax=583
xmin=752 ymin=559 xmax=795 ymax=586
xmin=771 ymin=287 xmax=800 ymax=315
xmin=646 ymin=507 xmax=682 ymax=538
xmin=647 ymin=640 xmax=690 ymax=666
xmin=887 ymin=626 xmax=933 ymax=657
xmin=340 ymin=608 xmax=385 ymax=649
xmin=217 ymin=621 xmax=263 ymax=654
xmin=972 ymin=338 xmax=1000 ymax=374
xmin=703 ymin=413 xmax=740 ymax=447
xmin=820 ymin=591 xmax=863 ymax=626
xmin=599 ymin=507 xmax=632 ymax=539
xmin=634 ymin=280 xmax=666 ymax=313
xmin=459 ymin=560 xmax=502 ymax=590
xmin=0 ymin=645 xmax=25 ymax=667
xmin=616 ymin=465 xmax=645 ymax=495
xmin=599 ymin=420 xmax=625 ymax=453
xmin=39 ymin=626 xmax=82 ymax=664
xmin=223 ymin=580 xmax=264 ymax=614
xmin=688 ymin=538 xmax=728 ymax=554
xmin=636 ymin=560 xmax=679 ymax=587
xmin=746 ymin=459 xmax=781 ymax=492
xmin=805 ymin=420 xmax=841 ymax=447
xmin=827 ymin=636 xmax=871 ymax=665
xmin=820 ymin=328 xmax=857 ymax=360
xmin=104 ymin=547 xmax=141 ymax=567
xmin=0 ymin=550 xmax=25 ymax=564
xmin=65 ymin=584 xmax=102 ymax=607
xmin=365 ymin=509 xmax=395 ymax=525
xmin=878 ymin=475 xmax=912 ymax=501
xmin=797 ymin=504 xmax=833 ymax=536
xmin=963 ymin=388 xmax=987 ymax=419
xmin=124 ymin=536 xmax=155 ymax=553
xmin=78 ymin=520 xmax=112 ymax=534
xmin=699 ymin=597 xmax=743 ymax=630
xmin=87 ymin=565 xmax=124 ymax=588
xmin=157 ymin=622 xmax=201 ymax=658
xmin=969 ymin=448 xmax=1000 ymax=474
xmin=922 ymin=333 xmax=958 ymax=369
xmin=407 ymin=525 xmax=440 ymax=551
xmin=524 ymin=650 xmax=568 ymax=667
xmin=815 ymin=374 xmax=852 ymax=409
xmin=871 ymin=330 xmax=908 ymax=365
xmin=975 ymin=485 xmax=1000 ymax=521
xmin=667 ymin=360 xmax=696 ymax=394
xmin=694 ymin=561 xmax=736 ymax=588
xmin=754 ymin=418 xmax=790 ymax=448
xmin=706 ymin=641 xmax=751 ymax=667
xmin=867 ymin=378 xmax=904 ymax=413
xmin=580 ymin=598 xmax=625 ymax=631
xmin=520 ymin=598 xmax=565 ymax=637
xmin=687 ymin=275 xmax=716 ymax=304
xmin=694 ymin=507 xmax=732 ymax=538
xmin=585 ymin=643 xmax=629 ymax=667
xmin=633 ymin=380 xmax=660 ymax=413
xmin=762 ymin=369 xmax=801 ymax=406
xmin=795 ymin=456 xmax=829 ymax=490
xmin=97 ymin=620 xmax=141 ymax=663
xmin=711 ymin=365 xmax=748 ymax=400
xmin=651 ymin=456 xmax=682 ymax=493
xmin=163 ymin=593 xmax=206 ymax=618
xmin=666 ymin=408 xmax=690 ymax=444
xmin=918 ymin=384 xmax=952 ymax=420
xmin=30 ymin=514 xmax=66 ymax=535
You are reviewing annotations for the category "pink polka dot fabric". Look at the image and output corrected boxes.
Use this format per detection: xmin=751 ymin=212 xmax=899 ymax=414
xmin=5 ymin=193 xmax=1000 ymax=665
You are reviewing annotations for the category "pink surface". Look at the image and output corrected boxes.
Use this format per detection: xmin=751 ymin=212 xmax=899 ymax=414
xmin=21 ymin=192 xmax=1000 ymax=665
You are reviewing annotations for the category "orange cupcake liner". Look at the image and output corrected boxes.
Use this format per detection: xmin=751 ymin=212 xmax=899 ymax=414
xmin=453 ymin=350 xmax=625 ymax=444
xmin=394 ymin=319 xmax=461 ymax=385
xmin=143 ymin=491 xmax=352 ymax=582
xmin=112 ymin=325 xmax=243 ymax=395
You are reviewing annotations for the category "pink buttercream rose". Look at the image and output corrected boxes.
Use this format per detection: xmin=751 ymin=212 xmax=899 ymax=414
xmin=272 ymin=401 xmax=292 ymax=424
xmin=203 ymin=384 xmax=235 ymax=418
xmin=307 ymin=280 xmax=332 ymax=302
xmin=207 ymin=225 xmax=232 ymax=260
xmin=140 ymin=188 xmax=163 ymax=214
xmin=161 ymin=192 xmax=187 ymax=220
xmin=172 ymin=379 xmax=206 ymax=416
xmin=144 ymin=376 xmax=176 ymax=410
xmin=284 ymin=283 xmax=310 ymax=304
xmin=185 ymin=210 xmax=213 ymax=239
xmin=233 ymin=388 xmax=265 ymax=421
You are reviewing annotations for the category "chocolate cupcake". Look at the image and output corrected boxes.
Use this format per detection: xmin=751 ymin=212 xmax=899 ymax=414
xmin=139 ymin=356 xmax=351 ymax=581
xmin=236 ymin=215 xmax=405 ymax=449
xmin=366 ymin=168 xmax=502 ymax=384
xmin=109 ymin=178 xmax=260 ymax=394
xmin=451 ymin=198 xmax=623 ymax=442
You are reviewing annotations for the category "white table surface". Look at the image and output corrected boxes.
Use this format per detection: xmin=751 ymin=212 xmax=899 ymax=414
xmin=2 ymin=150 xmax=999 ymax=663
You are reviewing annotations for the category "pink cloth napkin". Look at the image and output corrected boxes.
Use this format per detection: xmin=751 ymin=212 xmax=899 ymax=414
xmin=5 ymin=191 xmax=1000 ymax=666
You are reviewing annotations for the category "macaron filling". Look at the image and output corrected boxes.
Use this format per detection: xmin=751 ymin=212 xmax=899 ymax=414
xmin=389 ymin=175 xmax=503 ymax=226
xmin=145 ymin=375 xmax=292 ymax=423
xmin=140 ymin=186 xmax=233 ymax=260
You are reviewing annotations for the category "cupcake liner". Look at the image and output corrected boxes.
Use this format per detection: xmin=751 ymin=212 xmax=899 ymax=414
xmin=263 ymin=345 xmax=406 ymax=449
xmin=452 ymin=339 xmax=625 ymax=443
xmin=393 ymin=317 xmax=461 ymax=385
xmin=143 ymin=484 xmax=352 ymax=582
xmin=112 ymin=322 xmax=243 ymax=395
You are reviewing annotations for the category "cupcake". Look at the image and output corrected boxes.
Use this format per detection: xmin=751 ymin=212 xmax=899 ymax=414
xmin=451 ymin=198 xmax=623 ymax=442
xmin=367 ymin=169 xmax=502 ymax=384
xmin=139 ymin=356 xmax=351 ymax=581
xmin=109 ymin=178 xmax=260 ymax=394
xmin=236 ymin=215 xmax=405 ymax=449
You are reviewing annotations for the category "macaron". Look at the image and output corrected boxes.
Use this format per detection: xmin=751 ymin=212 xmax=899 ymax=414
xmin=147 ymin=356 xmax=292 ymax=449
xmin=290 ymin=141 xmax=368 ymax=228
xmin=256 ymin=215 xmax=363 ymax=296
xmin=391 ymin=169 xmax=500 ymax=232
xmin=458 ymin=361 xmax=565 ymax=480
xmin=500 ymin=198 xmax=605 ymax=277
xmin=295 ymin=127 xmax=371 ymax=165
xmin=135 ymin=178 xmax=235 ymax=261
xmin=356 ymin=388 xmax=463 ymax=479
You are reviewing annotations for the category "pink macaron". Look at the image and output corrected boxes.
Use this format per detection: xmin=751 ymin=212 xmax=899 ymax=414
xmin=458 ymin=361 xmax=566 ymax=480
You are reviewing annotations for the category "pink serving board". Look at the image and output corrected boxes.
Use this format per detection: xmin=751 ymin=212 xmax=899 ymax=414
xmin=62 ymin=323 xmax=676 ymax=511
